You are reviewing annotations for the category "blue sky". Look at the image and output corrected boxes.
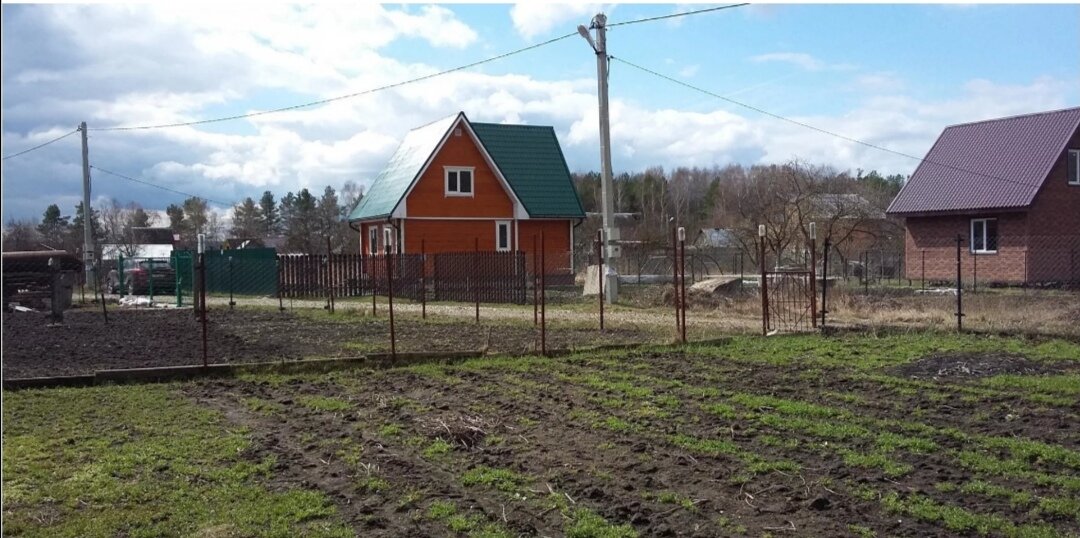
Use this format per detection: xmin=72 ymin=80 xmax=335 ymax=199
xmin=2 ymin=3 xmax=1078 ymax=223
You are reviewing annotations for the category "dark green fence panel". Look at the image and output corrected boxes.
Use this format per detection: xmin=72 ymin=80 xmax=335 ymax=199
xmin=172 ymin=248 xmax=278 ymax=296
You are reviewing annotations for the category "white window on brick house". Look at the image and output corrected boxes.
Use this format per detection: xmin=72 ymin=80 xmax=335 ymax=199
xmin=971 ymin=218 xmax=998 ymax=254
xmin=1068 ymin=149 xmax=1079 ymax=186
xmin=383 ymin=226 xmax=395 ymax=254
xmin=445 ymin=167 xmax=474 ymax=196
xmin=368 ymin=227 xmax=378 ymax=255
xmin=495 ymin=221 xmax=511 ymax=252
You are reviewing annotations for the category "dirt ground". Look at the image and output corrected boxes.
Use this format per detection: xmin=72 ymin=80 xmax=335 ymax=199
xmin=180 ymin=341 xmax=1080 ymax=537
xmin=1 ymin=307 xmax=654 ymax=379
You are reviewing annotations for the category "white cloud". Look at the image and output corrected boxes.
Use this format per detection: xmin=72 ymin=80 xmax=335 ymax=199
xmin=750 ymin=52 xmax=856 ymax=72
xmin=1 ymin=4 xmax=1074 ymax=223
xmin=678 ymin=64 xmax=700 ymax=78
xmin=509 ymin=3 xmax=607 ymax=40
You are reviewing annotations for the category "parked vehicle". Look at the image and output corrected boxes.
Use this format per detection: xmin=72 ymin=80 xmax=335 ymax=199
xmin=115 ymin=259 xmax=175 ymax=295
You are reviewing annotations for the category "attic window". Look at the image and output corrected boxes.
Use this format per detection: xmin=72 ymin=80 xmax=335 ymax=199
xmin=454 ymin=128 xmax=462 ymax=137
xmin=1068 ymin=149 xmax=1079 ymax=186
xmin=445 ymin=167 xmax=474 ymax=197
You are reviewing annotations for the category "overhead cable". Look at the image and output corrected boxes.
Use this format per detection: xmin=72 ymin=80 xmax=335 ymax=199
xmin=90 ymin=32 xmax=578 ymax=132
xmin=612 ymin=56 xmax=1043 ymax=191
xmin=90 ymin=165 xmax=233 ymax=206
xmin=1 ymin=128 xmax=79 ymax=161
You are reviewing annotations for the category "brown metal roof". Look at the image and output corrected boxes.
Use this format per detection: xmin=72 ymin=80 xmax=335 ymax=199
xmin=887 ymin=107 xmax=1080 ymax=215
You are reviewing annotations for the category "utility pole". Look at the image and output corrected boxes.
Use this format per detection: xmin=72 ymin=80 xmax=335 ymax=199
xmin=80 ymin=121 xmax=94 ymax=292
xmin=579 ymin=14 xmax=619 ymax=304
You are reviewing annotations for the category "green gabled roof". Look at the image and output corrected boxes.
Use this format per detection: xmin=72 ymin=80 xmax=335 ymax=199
xmin=470 ymin=122 xmax=585 ymax=218
xmin=348 ymin=113 xmax=585 ymax=221
xmin=347 ymin=114 xmax=458 ymax=221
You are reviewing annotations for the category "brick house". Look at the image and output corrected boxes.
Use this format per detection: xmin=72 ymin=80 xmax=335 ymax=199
xmin=347 ymin=112 xmax=585 ymax=276
xmin=887 ymin=107 xmax=1080 ymax=285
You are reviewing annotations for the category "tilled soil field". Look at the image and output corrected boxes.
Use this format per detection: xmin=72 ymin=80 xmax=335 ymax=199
xmin=181 ymin=335 xmax=1080 ymax=537
xmin=2 ymin=307 xmax=655 ymax=379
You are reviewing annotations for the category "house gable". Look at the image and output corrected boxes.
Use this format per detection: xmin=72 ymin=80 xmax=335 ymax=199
xmin=403 ymin=116 xmax=517 ymax=219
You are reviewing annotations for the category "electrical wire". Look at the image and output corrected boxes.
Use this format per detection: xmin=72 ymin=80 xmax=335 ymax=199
xmin=90 ymin=165 xmax=232 ymax=207
xmin=1 ymin=128 xmax=79 ymax=161
xmin=612 ymin=56 xmax=1044 ymax=191
xmin=90 ymin=32 xmax=578 ymax=132
xmin=608 ymin=3 xmax=750 ymax=27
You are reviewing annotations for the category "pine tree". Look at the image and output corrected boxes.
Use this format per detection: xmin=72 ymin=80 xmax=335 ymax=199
xmin=37 ymin=204 xmax=70 ymax=250
xmin=259 ymin=190 xmax=278 ymax=238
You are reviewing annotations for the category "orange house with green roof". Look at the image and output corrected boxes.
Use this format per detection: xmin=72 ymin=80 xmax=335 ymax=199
xmin=347 ymin=112 xmax=586 ymax=277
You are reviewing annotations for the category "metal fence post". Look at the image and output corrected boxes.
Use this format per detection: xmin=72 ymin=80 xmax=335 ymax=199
xmin=821 ymin=237 xmax=830 ymax=330
xmin=228 ymin=256 xmax=235 ymax=310
xmin=421 ymin=238 xmax=427 ymax=320
xmin=955 ymin=235 xmax=964 ymax=331
xmin=533 ymin=235 xmax=539 ymax=326
xmin=672 ymin=226 xmax=680 ymax=338
xmin=540 ymin=231 xmax=546 ymax=356
xmin=479 ymin=236 xmax=483 ymax=324
xmin=118 ymin=253 xmax=125 ymax=298
xmin=597 ymin=229 xmax=604 ymax=331
xmin=679 ymin=227 xmax=687 ymax=344
xmin=148 ymin=258 xmax=155 ymax=304
xmin=972 ymin=247 xmax=978 ymax=294
xmin=199 ymin=252 xmax=208 ymax=368
xmin=809 ymin=224 xmax=817 ymax=329
xmin=759 ymin=225 xmax=768 ymax=336
xmin=277 ymin=256 xmax=284 ymax=312
xmin=386 ymin=247 xmax=396 ymax=359
xmin=325 ymin=236 xmax=335 ymax=313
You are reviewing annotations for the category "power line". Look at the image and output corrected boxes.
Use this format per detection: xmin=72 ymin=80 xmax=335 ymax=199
xmin=612 ymin=56 xmax=1044 ymax=192
xmin=90 ymin=32 xmax=578 ymax=132
xmin=608 ymin=3 xmax=750 ymax=27
xmin=90 ymin=165 xmax=233 ymax=207
xmin=1 ymin=128 xmax=79 ymax=161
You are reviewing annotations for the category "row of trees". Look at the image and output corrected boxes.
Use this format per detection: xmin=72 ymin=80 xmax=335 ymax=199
xmin=572 ymin=162 xmax=906 ymax=273
xmin=4 ymin=163 xmax=903 ymax=265
xmin=2 ymin=181 xmax=364 ymax=256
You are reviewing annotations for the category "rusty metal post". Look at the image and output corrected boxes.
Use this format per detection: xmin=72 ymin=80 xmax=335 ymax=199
xmin=326 ymin=236 xmax=335 ymax=313
xmin=972 ymin=245 xmax=978 ymax=294
xmin=956 ymin=235 xmax=964 ymax=332
xmin=199 ymin=252 xmax=208 ymax=368
xmin=679 ymin=228 xmax=687 ymax=344
xmin=821 ymin=237 xmax=830 ymax=330
xmin=387 ymin=246 xmax=396 ymax=358
xmin=421 ymin=238 xmax=427 ymax=320
xmin=540 ymin=231 xmax=547 ymax=356
xmin=597 ymin=229 xmax=604 ymax=331
xmin=672 ymin=226 xmax=680 ymax=338
xmin=479 ymin=236 xmax=483 ymax=321
xmin=277 ymin=257 xmax=284 ymax=312
xmin=759 ymin=225 xmax=768 ymax=336
xmin=533 ymin=235 xmax=538 ymax=326
xmin=809 ymin=224 xmax=818 ymax=329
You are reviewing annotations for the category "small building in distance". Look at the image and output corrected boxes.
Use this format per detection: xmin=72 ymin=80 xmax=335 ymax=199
xmin=101 ymin=227 xmax=176 ymax=260
xmin=887 ymin=107 xmax=1080 ymax=286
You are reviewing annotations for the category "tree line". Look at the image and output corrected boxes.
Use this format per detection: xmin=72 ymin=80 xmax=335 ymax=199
xmin=2 ymin=181 xmax=363 ymax=256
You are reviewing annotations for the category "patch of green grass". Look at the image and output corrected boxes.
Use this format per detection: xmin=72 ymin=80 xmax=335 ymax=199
xmin=357 ymin=476 xmax=390 ymax=493
xmin=702 ymin=402 xmax=737 ymax=419
xmin=343 ymin=341 xmax=384 ymax=354
xmin=651 ymin=491 xmax=697 ymax=511
xmin=423 ymin=438 xmax=454 ymax=458
xmin=847 ymin=524 xmax=876 ymax=538
xmin=881 ymin=492 xmax=1058 ymax=537
xmin=378 ymin=423 xmax=404 ymax=437
xmin=2 ymin=385 xmax=351 ymax=537
xmin=296 ymin=395 xmax=352 ymax=412
xmin=839 ymin=450 xmax=913 ymax=478
xmin=241 ymin=396 xmax=285 ymax=416
xmin=564 ymin=508 xmax=638 ymax=538
xmin=874 ymin=432 xmax=938 ymax=454
xmin=427 ymin=500 xmax=458 ymax=520
xmin=745 ymin=456 xmax=801 ymax=475
xmin=461 ymin=465 xmax=528 ymax=493
xmin=669 ymin=434 xmax=741 ymax=457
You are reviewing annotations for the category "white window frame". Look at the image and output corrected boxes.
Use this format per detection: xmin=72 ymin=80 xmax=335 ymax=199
xmin=368 ymin=227 xmax=378 ymax=255
xmin=1068 ymin=149 xmax=1080 ymax=186
xmin=970 ymin=218 xmax=998 ymax=254
xmin=495 ymin=221 xmax=511 ymax=252
xmin=444 ymin=166 xmax=475 ymax=197
xmin=382 ymin=226 xmax=395 ymax=254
